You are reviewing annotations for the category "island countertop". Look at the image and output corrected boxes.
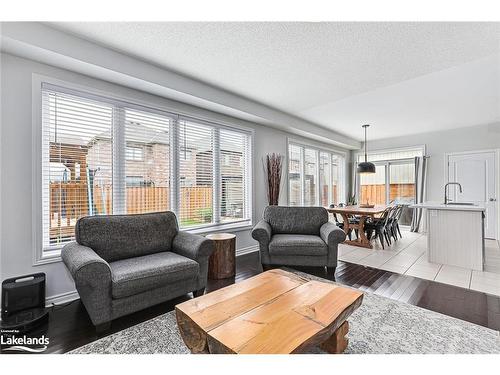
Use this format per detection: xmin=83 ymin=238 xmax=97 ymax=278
xmin=410 ymin=202 xmax=485 ymax=212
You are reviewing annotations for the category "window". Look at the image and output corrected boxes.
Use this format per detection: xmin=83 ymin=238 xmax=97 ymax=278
xmin=41 ymin=84 xmax=252 ymax=253
xmin=288 ymin=142 xmax=345 ymax=206
xmin=178 ymin=118 xmax=214 ymax=226
xmin=42 ymin=89 xmax=113 ymax=248
xmin=304 ymin=148 xmax=318 ymax=206
xmin=125 ymin=146 xmax=144 ymax=161
xmin=319 ymin=151 xmax=337 ymax=207
xmin=288 ymin=144 xmax=303 ymax=206
xmin=124 ymin=108 xmax=171 ymax=214
xmin=219 ymin=129 xmax=250 ymax=224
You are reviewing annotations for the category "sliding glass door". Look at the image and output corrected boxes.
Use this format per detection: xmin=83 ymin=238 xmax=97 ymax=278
xmin=389 ymin=161 xmax=416 ymax=225
xmin=358 ymin=160 xmax=415 ymax=205
xmin=389 ymin=162 xmax=415 ymax=204
xmin=356 ymin=148 xmax=423 ymax=226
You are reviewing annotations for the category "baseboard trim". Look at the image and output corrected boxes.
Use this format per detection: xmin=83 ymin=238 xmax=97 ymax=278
xmin=45 ymin=290 xmax=80 ymax=307
xmin=236 ymin=245 xmax=258 ymax=256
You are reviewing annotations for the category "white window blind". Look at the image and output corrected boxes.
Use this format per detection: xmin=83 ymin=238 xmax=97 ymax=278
xmin=288 ymin=142 xmax=345 ymax=207
xmin=42 ymin=89 xmax=113 ymax=249
xmin=357 ymin=148 xmax=423 ymax=163
xmin=41 ymin=84 xmax=253 ymax=252
xmin=178 ymin=118 xmax=214 ymax=227
xmin=219 ymin=129 xmax=250 ymax=224
xmin=288 ymin=144 xmax=303 ymax=206
xmin=124 ymin=108 xmax=172 ymax=214
xmin=304 ymin=148 xmax=318 ymax=206
xmin=319 ymin=152 xmax=331 ymax=207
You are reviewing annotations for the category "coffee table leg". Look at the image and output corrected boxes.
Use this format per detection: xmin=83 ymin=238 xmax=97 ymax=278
xmin=320 ymin=321 xmax=349 ymax=354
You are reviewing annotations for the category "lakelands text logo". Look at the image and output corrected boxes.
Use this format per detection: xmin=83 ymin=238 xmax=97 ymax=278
xmin=1 ymin=334 xmax=49 ymax=353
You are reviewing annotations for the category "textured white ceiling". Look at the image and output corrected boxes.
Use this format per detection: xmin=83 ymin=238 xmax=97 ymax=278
xmin=48 ymin=22 xmax=500 ymax=140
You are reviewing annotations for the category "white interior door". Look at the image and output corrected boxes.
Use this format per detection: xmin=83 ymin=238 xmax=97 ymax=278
xmin=447 ymin=151 xmax=497 ymax=239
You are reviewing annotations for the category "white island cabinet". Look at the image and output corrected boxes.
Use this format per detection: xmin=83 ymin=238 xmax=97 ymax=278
xmin=411 ymin=202 xmax=486 ymax=271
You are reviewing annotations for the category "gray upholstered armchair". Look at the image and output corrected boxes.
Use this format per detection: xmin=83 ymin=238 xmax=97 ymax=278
xmin=251 ymin=206 xmax=346 ymax=275
xmin=62 ymin=211 xmax=213 ymax=331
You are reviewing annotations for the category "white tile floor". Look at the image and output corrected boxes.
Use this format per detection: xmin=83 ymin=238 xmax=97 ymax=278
xmin=337 ymin=229 xmax=500 ymax=297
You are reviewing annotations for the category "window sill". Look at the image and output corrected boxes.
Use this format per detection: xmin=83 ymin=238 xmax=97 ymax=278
xmin=35 ymin=221 xmax=254 ymax=265
xmin=185 ymin=221 xmax=254 ymax=235
xmin=35 ymin=248 xmax=63 ymax=266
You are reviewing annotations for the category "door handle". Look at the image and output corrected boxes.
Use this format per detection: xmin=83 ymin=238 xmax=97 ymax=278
xmin=490 ymin=198 xmax=497 ymax=202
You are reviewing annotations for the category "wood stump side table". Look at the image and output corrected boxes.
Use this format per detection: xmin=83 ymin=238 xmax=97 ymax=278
xmin=206 ymin=233 xmax=236 ymax=279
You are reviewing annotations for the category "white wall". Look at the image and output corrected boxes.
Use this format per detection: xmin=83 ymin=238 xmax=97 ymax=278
xmin=1 ymin=22 xmax=360 ymax=150
xmin=364 ymin=123 xmax=500 ymax=203
xmin=0 ymin=52 xmax=350 ymax=302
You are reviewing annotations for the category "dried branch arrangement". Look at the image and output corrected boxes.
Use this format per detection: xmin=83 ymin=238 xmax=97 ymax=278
xmin=263 ymin=153 xmax=283 ymax=206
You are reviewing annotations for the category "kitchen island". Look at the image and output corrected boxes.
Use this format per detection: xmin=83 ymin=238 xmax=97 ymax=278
xmin=411 ymin=202 xmax=486 ymax=270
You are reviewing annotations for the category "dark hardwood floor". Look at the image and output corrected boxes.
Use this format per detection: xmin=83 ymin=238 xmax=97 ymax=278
xmin=4 ymin=251 xmax=500 ymax=354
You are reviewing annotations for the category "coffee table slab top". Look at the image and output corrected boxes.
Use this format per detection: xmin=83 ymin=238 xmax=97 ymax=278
xmin=175 ymin=269 xmax=363 ymax=354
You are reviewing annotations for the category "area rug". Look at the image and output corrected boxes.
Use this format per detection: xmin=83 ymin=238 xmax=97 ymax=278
xmin=70 ymin=270 xmax=500 ymax=354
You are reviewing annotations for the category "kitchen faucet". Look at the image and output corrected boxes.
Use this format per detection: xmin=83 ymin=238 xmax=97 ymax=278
xmin=444 ymin=182 xmax=462 ymax=205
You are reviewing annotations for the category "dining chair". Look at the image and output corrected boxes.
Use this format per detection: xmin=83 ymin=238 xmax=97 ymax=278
xmin=364 ymin=206 xmax=394 ymax=249
xmin=329 ymin=204 xmax=356 ymax=241
xmin=390 ymin=205 xmax=404 ymax=241
xmin=384 ymin=205 xmax=399 ymax=243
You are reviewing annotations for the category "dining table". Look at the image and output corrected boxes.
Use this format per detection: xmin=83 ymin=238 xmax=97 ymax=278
xmin=326 ymin=205 xmax=388 ymax=249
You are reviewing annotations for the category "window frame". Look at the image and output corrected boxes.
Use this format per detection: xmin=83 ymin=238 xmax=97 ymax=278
xmin=125 ymin=145 xmax=144 ymax=161
xmin=32 ymin=75 xmax=254 ymax=265
xmin=286 ymin=138 xmax=347 ymax=207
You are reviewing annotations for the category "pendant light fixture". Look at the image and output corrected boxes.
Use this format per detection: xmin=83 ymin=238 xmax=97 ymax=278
xmin=357 ymin=124 xmax=376 ymax=174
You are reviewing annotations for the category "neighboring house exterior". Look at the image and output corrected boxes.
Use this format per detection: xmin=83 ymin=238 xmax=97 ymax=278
xmin=86 ymin=123 xmax=173 ymax=188
xmin=83 ymin=123 xmax=244 ymax=217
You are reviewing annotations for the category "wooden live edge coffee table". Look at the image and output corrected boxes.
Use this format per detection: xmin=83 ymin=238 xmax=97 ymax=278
xmin=175 ymin=269 xmax=363 ymax=354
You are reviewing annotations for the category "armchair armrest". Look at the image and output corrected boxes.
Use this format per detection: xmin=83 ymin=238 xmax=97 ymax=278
xmin=172 ymin=231 xmax=213 ymax=291
xmin=320 ymin=222 xmax=346 ymax=247
xmin=61 ymin=241 xmax=112 ymax=326
xmin=320 ymin=222 xmax=345 ymax=268
xmin=251 ymin=220 xmax=272 ymax=245
xmin=172 ymin=231 xmax=213 ymax=262
xmin=62 ymin=241 xmax=111 ymax=278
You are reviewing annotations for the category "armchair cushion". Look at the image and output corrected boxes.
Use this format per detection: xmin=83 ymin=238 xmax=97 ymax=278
xmin=109 ymin=252 xmax=199 ymax=299
xmin=268 ymin=234 xmax=327 ymax=257
xmin=263 ymin=206 xmax=328 ymax=235
xmin=76 ymin=212 xmax=179 ymax=262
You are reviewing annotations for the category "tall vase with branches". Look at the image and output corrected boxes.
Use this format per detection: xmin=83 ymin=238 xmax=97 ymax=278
xmin=263 ymin=153 xmax=283 ymax=206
